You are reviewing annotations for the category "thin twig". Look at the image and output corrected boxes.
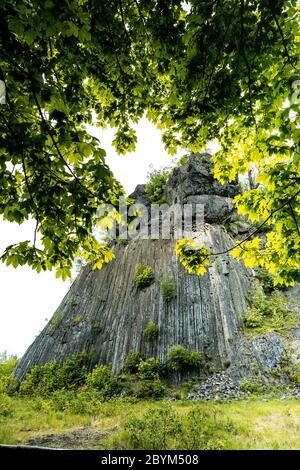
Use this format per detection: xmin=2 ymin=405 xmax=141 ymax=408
xmin=210 ymin=188 xmax=300 ymax=257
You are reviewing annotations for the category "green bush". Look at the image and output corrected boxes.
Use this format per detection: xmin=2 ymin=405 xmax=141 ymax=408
xmin=255 ymin=268 xmax=276 ymax=293
xmin=134 ymin=264 xmax=155 ymax=288
xmin=0 ymin=394 xmax=13 ymax=417
xmin=244 ymin=287 xmax=297 ymax=333
xmin=129 ymin=378 xmax=167 ymax=399
xmin=286 ymin=363 xmax=300 ymax=384
xmin=50 ymin=389 xmax=104 ymax=414
xmin=160 ymin=271 xmax=177 ymax=302
xmin=167 ymin=345 xmax=202 ymax=372
xmin=125 ymin=404 xmax=179 ymax=449
xmin=124 ymin=405 xmax=228 ymax=450
xmin=182 ymin=377 xmax=198 ymax=394
xmin=240 ymin=377 xmax=260 ymax=394
xmin=179 ymin=408 xmax=231 ymax=450
xmin=86 ymin=365 xmax=121 ymax=398
xmin=5 ymin=376 xmax=20 ymax=396
xmin=255 ymin=267 xmax=288 ymax=294
xmin=20 ymin=362 xmax=63 ymax=396
xmin=124 ymin=351 xmax=144 ymax=373
xmin=0 ymin=354 xmax=18 ymax=394
xmin=244 ymin=308 xmax=263 ymax=329
xmin=49 ymin=310 xmax=63 ymax=334
xmin=20 ymin=357 xmax=87 ymax=396
xmin=61 ymin=356 xmax=87 ymax=387
xmin=137 ymin=358 xmax=164 ymax=380
xmin=145 ymin=168 xmax=170 ymax=204
xmin=144 ymin=322 xmax=159 ymax=340
xmin=178 ymin=154 xmax=189 ymax=167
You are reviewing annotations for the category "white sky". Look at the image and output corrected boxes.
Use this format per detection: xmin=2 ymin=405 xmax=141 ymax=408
xmin=0 ymin=118 xmax=190 ymax=357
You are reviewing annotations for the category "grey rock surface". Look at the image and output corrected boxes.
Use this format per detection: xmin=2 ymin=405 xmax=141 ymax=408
xmin=186 ymin=373 xmax=248 ymax=401
xmin=228 ymin=333 xmax=286 ymax=381
xmin=128 ymin=184 xmax=151 ymax=206
xmin=164 ymin=153 xmax=239 ymax=204
xmin=185 ymin=194 xmax=235 ymax=224
xmin=14 ymin=154 xmax=299 ymax=388
xmin=185 ymin=371 xmax=300 ymax=402
xmin=15 ymin=227 xmax=252 ymax=380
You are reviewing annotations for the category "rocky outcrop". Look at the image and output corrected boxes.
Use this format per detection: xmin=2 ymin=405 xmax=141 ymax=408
xmin=15 ymin=226 xmax=252 ymax=381
xmin=164 ymin=153 xmax=239 ymax=203
xmin=185 ymin=373 xmax=248 ymax=401
xmin=14 ymin=154 xmax=297 ymax=385
xmin=128 ymin=184 xmax=151 ymax=206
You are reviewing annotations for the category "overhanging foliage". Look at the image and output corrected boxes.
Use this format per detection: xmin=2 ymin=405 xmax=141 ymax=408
xmin=0 ymin=0 xmax=299 ymax=283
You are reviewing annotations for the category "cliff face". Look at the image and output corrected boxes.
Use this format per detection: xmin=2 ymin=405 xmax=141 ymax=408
xmin=15 ymin=154 xmax=291 ymax=382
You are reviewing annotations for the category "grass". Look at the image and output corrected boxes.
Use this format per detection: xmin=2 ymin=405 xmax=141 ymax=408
xmin=243 ymin=288 xmax=298 ymax=335
xmin=0 ymin=396 xmax=91 ymax=444
xmin=1 ymin=396 xmax=300 ymax=449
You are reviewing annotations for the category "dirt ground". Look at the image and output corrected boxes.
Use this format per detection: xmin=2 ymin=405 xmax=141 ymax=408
xmin=25 ymin=426 xmax=116 ymax=449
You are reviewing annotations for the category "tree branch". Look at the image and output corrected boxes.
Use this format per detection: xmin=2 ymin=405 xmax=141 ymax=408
xmin=20 ymin=148 xmax=41 ymax=248
xmin=202 ymin=14 xmax=234 ymax=102
xmin=31 ymin=87 xmax=98 ymax=199
xmin=118 ymin=0 xmax=131 ymax=44
xmin=240 ymin=0 xmax=257 ymax=130
xmin=210 ymin=188 xmax=300 ymax=257
xmin=268 ymin=0 xmax=299 ymax=72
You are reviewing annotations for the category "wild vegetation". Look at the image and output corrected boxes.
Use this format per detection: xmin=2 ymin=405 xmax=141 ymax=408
xmin=0 ymin=0 xmax=299 ymax=451
xmin=145 ymin=168 xmax=170 ymax=205
xmin=144 ymin=322 xmax=159 ymax=340
xmin=255 ymin=268 xmax=284 ymax=294
xmin=137 ymin=358 xmax=164 ymax=380
xmin=244 ymin=286 xmax=297 ymax=334
xmin=134 ymin=264 xmax=155 ymax=288
xmin=123 ymin=352 xmax=143 ymax=374
xmin=167 ymin=345 xmax=202 ymax=372
xmin=160 ymin=271 xmax=177 ymax=302
xmin=1 ymin=357 xmax=300 ymax=450
xmin=175 ymin=240 xmax=211 ymax=276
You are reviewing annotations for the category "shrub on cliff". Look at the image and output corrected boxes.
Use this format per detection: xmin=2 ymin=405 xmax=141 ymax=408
xmin=160 ymin=271 xmax=177 ymax=302
xmin=124 ymin=352 xmax=144 ymax=374
xmin=167 ymin=345 xmax=202 ymax=372
xmin=137 ymin=358 xmax=164 ymax=380
xmin=144 ymin=322 xmax=159 ymax=340
xmin=129 ymin=378 xmax=167 ymax=399
xmin=86 ymin=365 xmax=121 ymax=398
xmin=244 ymin=287 xmax=297 ymax=333
xmin=134 ymin=264 xmax=155 ymax=288
xmin=145 ymin=168 xmax=170 ymax=205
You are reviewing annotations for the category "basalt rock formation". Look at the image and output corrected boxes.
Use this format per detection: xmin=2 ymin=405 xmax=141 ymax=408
xmin=15 ymin=154 xmax=299 ymax=384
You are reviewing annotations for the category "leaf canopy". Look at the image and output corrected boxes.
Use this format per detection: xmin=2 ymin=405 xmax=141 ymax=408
xmin=0 ymin=0 xmax=299 ymax=282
